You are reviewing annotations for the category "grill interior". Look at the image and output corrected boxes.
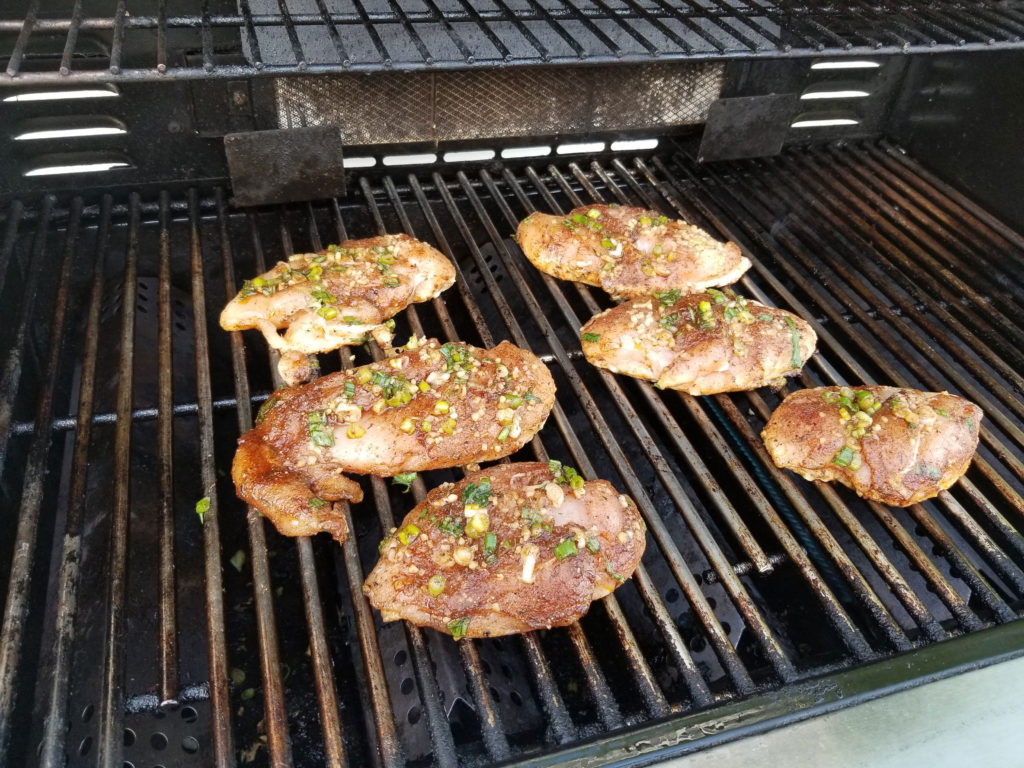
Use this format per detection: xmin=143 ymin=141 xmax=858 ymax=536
xmin=1 ymin=137 xmax=1022 ymax=768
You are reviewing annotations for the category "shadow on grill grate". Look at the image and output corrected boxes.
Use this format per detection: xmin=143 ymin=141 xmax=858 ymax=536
xmin=0 ymin=139 xmax=1022 ymax=768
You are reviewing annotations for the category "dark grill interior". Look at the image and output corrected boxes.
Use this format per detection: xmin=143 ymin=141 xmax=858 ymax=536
xmin=1 ymin=138 xmax=1022 ymax=767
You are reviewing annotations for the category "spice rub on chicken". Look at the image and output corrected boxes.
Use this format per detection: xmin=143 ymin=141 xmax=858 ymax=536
xmin=232 ymin=339 xmax=556 ymax=543
xmin=762 ymin=386 xmax=983 ymax=507
xmin=580 ymin=288 xmax=816 ymax=395
xmin=516 ymin=204 xmax=751 ymax=299
xmin=220 ymin=234 xmax=456 ymax=385
xmin=363 ymin=461 xmax=646 ymax=638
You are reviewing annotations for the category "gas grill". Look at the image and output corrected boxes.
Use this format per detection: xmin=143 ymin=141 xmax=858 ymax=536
xmin=2 ymin=3 xmax=1023 ymax=768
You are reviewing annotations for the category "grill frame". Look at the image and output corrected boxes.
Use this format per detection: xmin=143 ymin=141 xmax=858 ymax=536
xmin=0 ymin=137 xmax=1022 ymax=768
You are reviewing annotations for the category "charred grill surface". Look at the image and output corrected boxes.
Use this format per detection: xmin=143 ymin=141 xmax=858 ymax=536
xmin=0 ymin=140 xmax=1022 ymax=768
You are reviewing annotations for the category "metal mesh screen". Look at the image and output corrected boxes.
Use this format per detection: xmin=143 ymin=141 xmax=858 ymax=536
xmin=273 ymin=63 xmax=724 ymax=143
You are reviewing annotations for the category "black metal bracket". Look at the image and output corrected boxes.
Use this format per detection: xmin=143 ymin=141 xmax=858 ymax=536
xmin=224 ymin=126 xmax=347 ymax=207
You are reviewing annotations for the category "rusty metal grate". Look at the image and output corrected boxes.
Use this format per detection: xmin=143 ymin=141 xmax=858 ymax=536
xmin=4 ymin=1 xmax=1024 ymax=83
xmin=0 ymin=139 xmax=1022 ymax=768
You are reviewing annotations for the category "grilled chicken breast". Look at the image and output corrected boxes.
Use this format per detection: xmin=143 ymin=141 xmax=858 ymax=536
xmin=580 ymin=289 xmax=816 ymax=394
xmin=232 ymin=339 xmax=556 ymax=543
xmin=516 ymin=204 xmax=750 ymax=299
xmin=220 ymin=234 xmax=456 ymax=384
xmin=762 ymin=386 xmax=982 ymax=506
xmin=363 ymin=462 xmax=646 ymax=638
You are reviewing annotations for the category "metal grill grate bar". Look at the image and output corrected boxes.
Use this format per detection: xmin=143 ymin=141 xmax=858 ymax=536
xmin=96 ymin=191 xmax=138 ymax=766
xmin=0 ymin=196 xmax=78 ymax=757
xmin=38 ymin=195 xmax=110 ymax=768
xmin=5 ymin=2 xmax=1024 ymax=82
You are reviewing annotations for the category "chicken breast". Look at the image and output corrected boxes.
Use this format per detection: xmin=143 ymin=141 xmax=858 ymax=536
xmin=516 ymin=204 xmax=750 ymax=299
xmin=580 ymin=289 xmax=816 ymax=394
xmin=232 ymin=339 xmax=556 ymax=543
xmin=762 ymin=386 xmax=983 ymax=506
xmin=220 ymin=234 xmax=456 ymax=384
xmin=363 ymin=461 xmax=646 ymax=638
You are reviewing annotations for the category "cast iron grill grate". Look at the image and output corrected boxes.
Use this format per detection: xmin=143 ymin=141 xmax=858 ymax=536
xmin=4 ymin=1 xmax=1024 ymax=82
xmin=0 ymin=139 xmax=1022 ymax=768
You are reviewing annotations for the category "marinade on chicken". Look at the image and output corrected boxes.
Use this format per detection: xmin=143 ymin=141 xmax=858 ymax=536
xmin=516 ymin=204 xmax=750 ymax=299
xmin=762 ymin=386 xmax=982 ymax=506
xmin=232 ymin=339 xmax=556 ymax=543
xmin=580 ymin=289 xmax=816 ymax=394
xmin=363 ymin=462 xmax=646 ymax=638
xmin=220 ymin=234 xmax=456 ymax=384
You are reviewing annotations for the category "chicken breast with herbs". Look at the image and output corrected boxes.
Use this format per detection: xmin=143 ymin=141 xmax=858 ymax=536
xmin=363 ymin=461 xmax=646 ymax=638
xmin=232 ymin=339 xmax=556 ymax=543
xmin=580 ymin=289 xmax=816 ymax=394
xmin=220 ymin=234 xmax=456 ymax=384
xmin=762 ymin=386 xmax=982 ymax=506
xmin=517 ymin=204 xmax=750 ymax=299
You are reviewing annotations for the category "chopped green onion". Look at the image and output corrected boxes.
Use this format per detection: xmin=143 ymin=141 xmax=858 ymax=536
xmin=308 ymin=411 xmax=335 ymax=447
xmin=582 ymin=332 xmax=601 ymax=343
xmin=342 ymin=381 xmax=356 ymax=400
xmin=659 ymin=313 xmax=679 ymax=333
xmin=587 ymin=208 xmax=601 ymax=219
xmin=240 ymin=688 xmax=255 ymax=701
xmin=393 ymin=472 xmax=417 ymax=492
xmin=496 ymin=426 xmax=511 ymax=442
xmin=256 ymin=395 xmax=280 ymax=424
xmin=935 ymin=407 xmax=949 ymax=417
xmin=308 ymin=497 xmax=328 ymax=508
xmin=448 ymin=617 xmax=469 ymax=640
xmin=697 ymin=300 xmax=716 ymax=329
xmin=822 ymin=391 xmax=841 ymax=404
xmin=601 ymin=237 xmax=615 ymax=249
xmin=758 ymin=313 xmax=773 ymax=322
xmin=230 ymin=667 xmax=246 ymax=685
xmin=783 ymin=316 xmax=802 ymax=368
xmin=586 ymin=535 xmax=601 ymax=554
xmin=652 ymin=244 xmax=663 ymax=256
xmin=604 ymin=558 xmax=625 ymax=583
xmin=654 ymin=288 xmax=680 ymax=306
xmin=462 ymin=478 xmax=492 ymax=508
xmin=433 ymin=400 xmax=450 ymax=415
xmin=554 ymin=538 xmax=578 ymax=560
xmin=441 ymin=418 xmax=457 ymax=434
xmin=483 ymin=532 xmax=498 ymax=560
xmin=439 ymin=517 xmax=464 ymax=538
xmin=707 ymin=288 xmax=727 ymax=304
xmin=346 ymin=423 xmax=366 ymax=439
xmin=399 ymin=418 xmax=416 ymax=434
xmin=524 ymin=390 xmax=541 ymax=403
xmin=384 ymin=275 xmax=400 ymax=288
xmin=428 ymin=574 xmax=446 ymax=596
xmin=230 ymin=549 xmax=246 ymax=572
xmin=833 ymin=446 xmax=855 ymax=468
xmin=355 ymin=367 xmax=373 ymax=385
xmin=195 ymin=497 xmax=210 ymax=525
xmin=572 ymin=213 xmax=588 ymax=225
xmin=466 ymin=512 xmax=490 ymax=538
xmin=397 ymin=524 xmax=421 ymax=546
xmin=318 ymin=306 xmax=339 ymax=319
xmin=504 ymin=393 xmax=523 ymax=408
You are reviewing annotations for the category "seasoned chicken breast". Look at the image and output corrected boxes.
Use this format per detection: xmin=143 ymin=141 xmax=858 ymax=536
xmin=580 ymin=289 xmax=816 ymax=394
xmin=220 ymin=234 xmax=456 ymax=384
xmin=363 ymin=461 xmax=646 ymax=638
xmin=516 ymin=204 xmax=750 ymax=299
xmin=762 ymin=386 xmax=982 ymax=506
xmin=232 ymin=339 xmax=556 ymax=543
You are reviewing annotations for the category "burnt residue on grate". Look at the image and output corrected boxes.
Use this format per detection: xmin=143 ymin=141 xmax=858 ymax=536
xmin=0 ymin=140 xmax=1022 ymax=768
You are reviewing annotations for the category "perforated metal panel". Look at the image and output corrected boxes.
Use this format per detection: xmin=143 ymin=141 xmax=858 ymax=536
xmin=273 ymin=63 xmax=724 ymax=144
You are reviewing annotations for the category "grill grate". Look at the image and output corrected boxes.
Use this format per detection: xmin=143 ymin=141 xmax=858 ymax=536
xmin=0 ymin=139 xmax=1023 ymax=768
xmin=3 ymin=2 xmax=1024 ymax=82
